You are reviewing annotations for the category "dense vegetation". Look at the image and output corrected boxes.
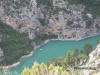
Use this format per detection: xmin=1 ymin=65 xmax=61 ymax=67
xmin=21 ymin=61 xmax=100 ymax=75
xmin=37 ymin=0 xmax=53 ymax=7
xmin=47 ymin=50 xmax=89 ymax=69
xmin=0 ymin=21 xmax=33 ymax=65
xmin=81 ymin=43 xmax=93 ymax=55
xmin=21 ymin=47 xmax=90 ymax=75
xmin=21 ymin=62 xmax=84 ymax=75
xmin=21 ymin=42 xmax=95 ymax=75
xmin=67 ymin=0 xmax=100 ymax=17
xmin=1 ymin=41 xmax=99 ymax=75
xmin=47 ymin=43 xmax=93 ymax=68
xmin=34 ymin=34 xmax=58 ymax=45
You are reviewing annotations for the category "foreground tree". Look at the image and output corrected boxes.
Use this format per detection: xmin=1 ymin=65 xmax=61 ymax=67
xmin=73 ymin=48 xmax=79 ymax=56
xmin=21 ymin=62 xmax=83 ymax=75
xmin=21 ymin=62 xmax=69 ymax=75
xmin=64 ymin=52 xmax=78 ymax=67
xmin=82 ymin=43 xmax=93 ymax=55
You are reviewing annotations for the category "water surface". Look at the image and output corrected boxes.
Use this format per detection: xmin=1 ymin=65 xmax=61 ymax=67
xmin=1 ymin=35 xmax=100 ymax=74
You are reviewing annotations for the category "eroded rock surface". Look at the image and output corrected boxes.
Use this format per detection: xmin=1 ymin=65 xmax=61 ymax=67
xmin=0 ymin=0 xmax=100 ymax=40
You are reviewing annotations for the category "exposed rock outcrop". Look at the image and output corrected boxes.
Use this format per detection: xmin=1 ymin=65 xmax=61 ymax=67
xmin=83 ymin=44 xmax=100 ymax=75
xmin=87 ymin=43 xmax=100 ymax=70
xmin=0 ymin=0 xmax=100 ymax=40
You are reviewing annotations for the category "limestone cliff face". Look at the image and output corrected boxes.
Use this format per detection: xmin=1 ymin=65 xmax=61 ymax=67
xmin=87 ymin=43 xmax=100 ymax=70
xmin=0 ymin=0 xmax=100 ymax=40
xmin=84 ymin=44 xmax=100 ymax=75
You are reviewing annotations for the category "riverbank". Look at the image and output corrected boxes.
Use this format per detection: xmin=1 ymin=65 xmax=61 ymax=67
xmin=0 ymin=33 xmax=100 ymax=70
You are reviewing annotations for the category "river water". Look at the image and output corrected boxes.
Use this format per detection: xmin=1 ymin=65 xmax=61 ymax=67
xmin=0 ymin=35 xmax=100 ymax=75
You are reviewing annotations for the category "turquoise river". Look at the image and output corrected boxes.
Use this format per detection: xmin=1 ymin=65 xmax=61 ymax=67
xmin=0 ymin=35 xmax=100 ymax=75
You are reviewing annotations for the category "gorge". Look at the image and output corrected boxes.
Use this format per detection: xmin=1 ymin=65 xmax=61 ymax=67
xmin=0 ymin=34 xmax=100 ymax=75
xmin=0 ymin=0 xmax=100 ymax=75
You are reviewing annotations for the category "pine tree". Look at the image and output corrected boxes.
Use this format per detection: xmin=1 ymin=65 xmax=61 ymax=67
xmin=82 ymin=43 xmax=93 ymax=55
xmin=73 ymin=48 xmax=79 ymax=56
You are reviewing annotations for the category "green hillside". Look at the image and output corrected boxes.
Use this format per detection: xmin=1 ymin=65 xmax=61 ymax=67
xmin=0 ymin=21 xmax=33 ymax=65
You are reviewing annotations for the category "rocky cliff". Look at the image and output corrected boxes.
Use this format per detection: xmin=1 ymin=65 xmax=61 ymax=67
xmin=88 ymin=44 xmax=100 ymax=68
xmin=0 ymin=0 xmax=100 ymax=40
xmin=83 ymin=43 xmax=100 ymax=75
xmin=0 ymin=0 xmax=100 ymax=66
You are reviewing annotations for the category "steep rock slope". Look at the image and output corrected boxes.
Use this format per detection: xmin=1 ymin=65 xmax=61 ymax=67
xmin=0 ymin=0 xmax=100 ymax=41
xmin=83 ymin=43 xmax=100 ymax=75
xmin=0 ymin=0 xmax=100 ymax=65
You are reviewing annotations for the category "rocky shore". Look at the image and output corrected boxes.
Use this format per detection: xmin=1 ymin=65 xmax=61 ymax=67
xmin=0 ymin=33 xmax=100 ymax=70
xmin=82 ymin=43 xmax=100 ymax=75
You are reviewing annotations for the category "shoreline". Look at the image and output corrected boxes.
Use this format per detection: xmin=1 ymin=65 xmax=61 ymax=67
xmin=0 ymin=33 xmax=100 ymax=70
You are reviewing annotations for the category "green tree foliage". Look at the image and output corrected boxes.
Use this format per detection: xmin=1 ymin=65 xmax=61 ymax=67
xmin=21 ymin=42 xmax=94 ymax=75
xmin=0 ymin=21 xmax=33 ymax=65
xmin=77 ymin=54 xmax=89 ymax=65
xmin=97 ymin=39 xmax=100 ymax=44
xmin=48 ymin=47 xmax=89 ymax=69
xmin=82 ymin=43 xmax=93 ymax=55
xmin=21 ymin=62 xmax=83 ymax=75
xmin=34 ymin=34 xmax=58 ymax=45
xmin=21 ymin=62 xmax=69 ymax=75
xmin=73 ymin=48 xmax=79 ymax=57
xmin=47 ymin=57 xmax=65 ymax=67
xmin=64 ymin=52 xmax=78 ymax=67
xmin=37 ymin=0 xmax=53 ymax=7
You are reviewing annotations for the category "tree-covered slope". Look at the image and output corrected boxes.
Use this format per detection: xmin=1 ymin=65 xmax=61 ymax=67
xmin=0 ymin=0 xmax=100 ymax=66
xmin=0 ymin=21 xmax=33 ymax=65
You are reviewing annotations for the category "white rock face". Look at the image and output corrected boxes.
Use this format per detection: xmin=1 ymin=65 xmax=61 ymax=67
xmin=83 ymin=43 xmax=100 ymax=75
xmin=82 ymin=44 xmax=100 ymax=75
xmin=87 ymin=43 xmax=100 ymax=67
